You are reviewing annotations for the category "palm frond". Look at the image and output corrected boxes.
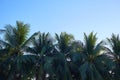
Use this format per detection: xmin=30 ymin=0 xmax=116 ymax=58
xmin=16 ymin=21 xmax=30 ymax=45
xmin=84 ymin=32 xmax=97 ymax=55
xmin=55 ymin=32 xmax=74 ymax=54
xmin=93 ymin=41 xmax=105 ymax=56
xmin=107 ymin=34 xmax=120 ymax=56
xmin=21 ymin=31 xmax=40 ymax=48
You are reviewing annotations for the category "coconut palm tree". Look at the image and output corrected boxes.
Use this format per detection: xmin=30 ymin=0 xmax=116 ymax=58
xmin=77 ymin=32 xmax=111 ymax=80
xmin=25 ymin=32 xmax=55 ymax=80
xmin=0 ymin=21 xmax=39 ymax=80
xmin=107 ymin=34 xmax=120 ymax=80
xmin=54 ymin=32 xmax=75 ymax=80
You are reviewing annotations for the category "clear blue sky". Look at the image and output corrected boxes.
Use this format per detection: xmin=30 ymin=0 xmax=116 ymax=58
xmin=0 ymin=0 xmax=120 ymax=40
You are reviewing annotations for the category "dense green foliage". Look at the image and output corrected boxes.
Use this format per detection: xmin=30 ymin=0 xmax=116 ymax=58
xmin=0 ymin=21 xmax=120 ymax=80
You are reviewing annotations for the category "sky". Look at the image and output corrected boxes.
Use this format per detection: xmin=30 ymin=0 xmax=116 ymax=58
xmin=0 ymin=0 xmax=120 ymax=41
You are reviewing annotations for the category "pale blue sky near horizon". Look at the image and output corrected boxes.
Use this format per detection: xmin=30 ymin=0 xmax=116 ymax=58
xmin=0 ymin=0 xmax=120 ymax=41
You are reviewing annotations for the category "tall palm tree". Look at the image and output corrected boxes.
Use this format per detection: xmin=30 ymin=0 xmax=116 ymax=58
xmin=55 ymin=32 xmax=75 ymax=80
xmin=0 ymin=21 xmax=39 ymax=80
xmin=78 ymin=32 xmax=111 ymax=80
xmin=25 ymin=32 xmax=55 ymax=80
xmin=107 ymin=34 xmax=120 ymax=80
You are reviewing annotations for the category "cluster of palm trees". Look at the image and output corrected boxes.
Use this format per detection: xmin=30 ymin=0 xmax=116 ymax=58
xmin=0 ymin=21 xmax=120 ymax=80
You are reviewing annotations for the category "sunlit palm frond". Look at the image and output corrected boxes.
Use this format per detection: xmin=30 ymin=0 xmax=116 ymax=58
xmin=4 ymin=21 xmax=30 ymax=47
xmin=16 ymin=21 xmax=30 ymax=45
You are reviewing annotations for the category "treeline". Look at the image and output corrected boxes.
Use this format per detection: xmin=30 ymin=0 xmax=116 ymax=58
xmin=0 ymin=21 xmax=120 ymax=80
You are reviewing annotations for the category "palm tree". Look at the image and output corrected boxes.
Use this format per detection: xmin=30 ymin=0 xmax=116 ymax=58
xmin=107 ymin=34 xmax=120 ymax=80
xmin=54 ymin=32 xmax=75 ymax=80
xmin=78 ymin=32 xmax=111 ymax=80
xmin=25 ymin=32 xmax=55 ymax=80
xmin=0 ymin=21 xmax=39 ymax=80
